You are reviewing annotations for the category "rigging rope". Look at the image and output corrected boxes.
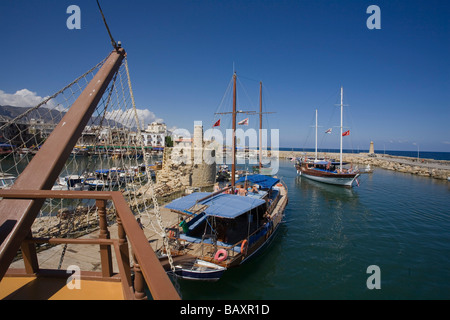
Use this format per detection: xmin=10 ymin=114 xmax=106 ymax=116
xmin=96 ymin=0 xmax=118 ymax=50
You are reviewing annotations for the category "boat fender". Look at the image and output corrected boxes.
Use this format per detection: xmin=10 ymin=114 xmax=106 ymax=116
xmin=241 ymin=240 xmax=248 ymax=254
xmin=214 ymin=249 xmax=228 ymax=262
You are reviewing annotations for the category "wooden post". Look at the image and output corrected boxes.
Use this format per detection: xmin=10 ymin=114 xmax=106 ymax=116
xmin=133 ymin=254 xmax=147 ymax=300
xmin=97 ymin=199 xmax=113 ymax=277
xmin=21 ymin=230 xmax=39 ymax=274
xmin=116 ymin=213 xmax=131 ymax=285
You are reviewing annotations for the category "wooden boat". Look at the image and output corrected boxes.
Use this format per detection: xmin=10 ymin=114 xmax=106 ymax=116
xmin=295 ymin=88 xmax=360 ymax=188
xmin=165 ymin=256 xmax=227 ymax=281
xmin=296 ymin=159 xmax=359 ymax=187
xmin=164 ymin=174 xmax=287 ymax=280
xmin=161 ymin=73 xmax=288 ymax=281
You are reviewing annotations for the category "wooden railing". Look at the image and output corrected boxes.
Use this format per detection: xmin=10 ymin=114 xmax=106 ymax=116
xmin=0 ymin=189 xmax=180 ymax=300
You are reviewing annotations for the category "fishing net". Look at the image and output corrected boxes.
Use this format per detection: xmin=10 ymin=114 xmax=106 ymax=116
xmin=0 ymin=52 xmax=167 ymax=244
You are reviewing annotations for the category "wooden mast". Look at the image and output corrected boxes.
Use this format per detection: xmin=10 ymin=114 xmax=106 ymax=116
xmin=259 ymin=81 xmax=263 ymax=170
xmin=315 ymin=109 xmax=318 ymax=160
xmin=231 ymin=72 xmax=237 ymax=187
xmin=340 ymin=86 xmax=343 ymax=172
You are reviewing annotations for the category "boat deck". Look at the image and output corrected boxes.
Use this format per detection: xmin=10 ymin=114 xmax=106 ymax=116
xmin=0 ymin=273 xmax=124 ymax=300
xmin=1 ymin=193 xmax=180 ymax=300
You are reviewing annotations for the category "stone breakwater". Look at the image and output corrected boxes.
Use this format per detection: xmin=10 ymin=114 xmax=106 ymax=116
xmin=279 ymin=151 xmax=450 ymax=180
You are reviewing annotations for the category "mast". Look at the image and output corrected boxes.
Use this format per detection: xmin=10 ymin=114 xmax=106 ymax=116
xmin=340 ymin=86 xmax=343 ymax=172
xmin=231 ymin=72 xmax=237 ymax=187
xmin=315 ymin=109 xmax=318 ymax=160
xmin=259 ymin=81 xmax=263 ymax=170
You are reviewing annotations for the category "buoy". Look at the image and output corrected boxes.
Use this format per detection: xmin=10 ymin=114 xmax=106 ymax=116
xmin=241 ymin=240 xmax=248 ymax=254
xmin=214 ymin=249 xmax=228 ymax=262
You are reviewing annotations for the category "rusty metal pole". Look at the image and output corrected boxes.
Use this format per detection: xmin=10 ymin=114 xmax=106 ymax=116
xmin=0 ymin=49 xmax=126 ymax=281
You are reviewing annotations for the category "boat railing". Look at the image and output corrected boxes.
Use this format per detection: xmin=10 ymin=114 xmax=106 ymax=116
xmin=0 ymin=189 xmax=180 ymax=300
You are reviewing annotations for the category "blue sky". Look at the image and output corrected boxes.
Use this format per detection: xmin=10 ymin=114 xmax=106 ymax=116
xmin=0 ymin=0 xmax=449 ymax=152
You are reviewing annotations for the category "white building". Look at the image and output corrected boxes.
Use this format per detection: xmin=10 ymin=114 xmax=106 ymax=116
xmin=144 ymin=122 xmax=166 ymax=147
xmin=146 ymin=122 xmax=167 ymax=135
xmin=127 ymin=122 xmax=167 ymax=148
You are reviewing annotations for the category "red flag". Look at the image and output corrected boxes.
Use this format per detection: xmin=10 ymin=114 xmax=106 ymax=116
xmin=213 ymin=119 xmax=221 ymax=127
xmin=342 ymin=130 xmax=350 ymax=136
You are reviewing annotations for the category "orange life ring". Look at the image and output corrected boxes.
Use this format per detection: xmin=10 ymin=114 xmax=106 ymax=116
xmin=240 ymin=240 xmax=248 ymax=254
xmin=276 ymin=183 xmax=283 ymax=187
xmin=214 ymin=249 xmax=228 ymax=262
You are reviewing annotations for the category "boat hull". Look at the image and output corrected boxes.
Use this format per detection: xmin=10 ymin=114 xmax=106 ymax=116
xmin=300 ymin=168 xmax=359 ymax=187
xmin=173 ymin=260 xmax=226 ymax=281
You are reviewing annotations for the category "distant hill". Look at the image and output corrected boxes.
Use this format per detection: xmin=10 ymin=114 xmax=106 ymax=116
xmin=0 ymin=105 xmax=64 ymax=124
xmin=0 ymin=105 xmax=126 ymax=128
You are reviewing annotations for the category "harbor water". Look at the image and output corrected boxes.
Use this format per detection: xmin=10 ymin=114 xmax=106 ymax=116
xmin=176 ymin=159 xmax=450 ymax=299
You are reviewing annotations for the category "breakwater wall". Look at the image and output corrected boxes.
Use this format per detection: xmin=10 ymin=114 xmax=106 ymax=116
xmin=279 ymin=151 xmax=450 ymax=180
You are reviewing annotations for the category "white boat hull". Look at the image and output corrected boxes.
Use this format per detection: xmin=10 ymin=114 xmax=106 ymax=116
xmin=302 ymin=172 xmax=360 ymax=187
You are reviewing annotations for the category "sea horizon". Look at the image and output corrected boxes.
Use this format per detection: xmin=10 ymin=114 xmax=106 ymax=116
xmin=279 ymin=147 xmax=450 ymax=161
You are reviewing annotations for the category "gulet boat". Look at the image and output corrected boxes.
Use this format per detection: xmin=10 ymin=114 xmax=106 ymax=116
xmin=295 ymin=87 xmax=360 ymax=188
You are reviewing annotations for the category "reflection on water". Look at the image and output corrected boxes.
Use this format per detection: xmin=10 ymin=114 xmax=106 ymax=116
xmin=295 ymin=175 xmax=358 ymax=203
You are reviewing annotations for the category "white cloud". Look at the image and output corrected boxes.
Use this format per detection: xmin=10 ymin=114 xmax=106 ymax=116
xmin=0 ymin=89 xmax=166 ymax=130
xmin=104 ymin=107 xmax=164 ymax=128
xmin=0 ymin=89 xmax=50 ymax=108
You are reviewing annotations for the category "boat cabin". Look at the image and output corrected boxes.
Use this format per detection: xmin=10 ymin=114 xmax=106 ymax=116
xmin=164 ymin=175 xmax=283 ymax=267
xmin=301 ymin=159 xmax=352 ymax=173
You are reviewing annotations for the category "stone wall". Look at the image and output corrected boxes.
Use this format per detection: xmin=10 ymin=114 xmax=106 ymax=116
xmin=156 ymin=144 xmax=216 ymax=190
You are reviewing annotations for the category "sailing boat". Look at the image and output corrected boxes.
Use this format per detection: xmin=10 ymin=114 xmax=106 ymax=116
xmin=161 ymin=73 xmax=288 ymax=280
xmin=295 ymin=87 xmax=360 ymax=187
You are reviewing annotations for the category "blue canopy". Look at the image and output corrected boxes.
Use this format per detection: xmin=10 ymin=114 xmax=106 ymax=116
xmin=235 ymin=174 xmax=280 ymax=189
xmin=95 ymin=169 xmax=110 ymax=174
xmin=165 ymin=192 xmax=265 ymax=219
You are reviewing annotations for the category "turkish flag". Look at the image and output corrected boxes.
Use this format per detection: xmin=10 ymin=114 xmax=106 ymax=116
xmin=342 ymin=130 xmax=350 ymax=136
xmin=213 ymin=119 xmax=221 ymax=127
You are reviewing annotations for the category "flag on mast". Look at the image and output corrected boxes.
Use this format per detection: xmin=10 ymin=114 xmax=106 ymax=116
xmin=238 ymin=118 xmax=249 ymax=125
xmin=342 ymin=130 xmax=350 ymax=136
xmin=325 ymin=128 xmax=332 ymax=134
xmin=213 ymin=119 xmax=221 ymax=127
